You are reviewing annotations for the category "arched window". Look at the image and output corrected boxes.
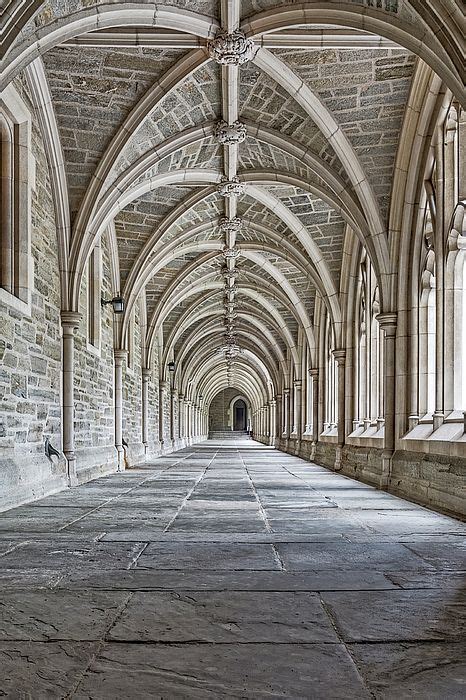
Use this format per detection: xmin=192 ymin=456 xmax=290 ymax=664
xmin=445 ymin=203 xmax=466 ymax=416
xmin=304 ymin=347 xmax=312 ymax=434
xmin=412 ymin=101 xmax=464 ymax=431
xmin=87 ymin=243 xmax=101 ymax=350
xmin=353 ymin=252 xmax=383 ymax=433
xmin=0 ymin=86 xmax=32 ymax=314
xmin=323 ymin=313 xmax=337 ymax=434
xmin=419 ymin=245 xmax=436 ymax=419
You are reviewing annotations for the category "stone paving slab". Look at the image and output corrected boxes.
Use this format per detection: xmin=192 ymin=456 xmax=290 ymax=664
xmin=321 ymin=589 xmax=466 ymax=641
xmin=0 ymin=590 xmax=129 ymax=641
xmin=72 ymin=642 xmax=372 ymax=699
xmin=137 ymin=542 xmax=280 ymax=570
xmin=275 ymin=542 xmax=434 ymax=572
xmin=58 ymin=569 xmax=399 ymax=592
xmin=0 ymin=540 xmax=147 ymax=571
xmin=0 ymin=641 xmax=101 ymax=697
xmin=107 ymin=591 xmax=339 ymax=643
xmin=348 ymin=642 xmax=466 ymax=699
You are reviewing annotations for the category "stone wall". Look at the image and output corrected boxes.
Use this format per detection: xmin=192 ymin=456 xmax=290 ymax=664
xmin=74 ymin=233 xmax=117 ymax=481
xmin=391 ymin=450 xmax=466 ymax=517
xmin=209 ymin=389 xmax=240 ymax=431
xmin=0 ymin=78 xmax=67 ymax=510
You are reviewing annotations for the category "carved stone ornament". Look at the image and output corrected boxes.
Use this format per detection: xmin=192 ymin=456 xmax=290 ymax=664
xmin=222 ymin=266 xmax=239 ymax=280
xmin=215 ymin=120 xmax=247 ymax=145
xmin=217 ymin=177 xmax=244 ymax=198
xmin=223 ymin=245 xmax=240 ymax=259
xmin=219 ymin=216 xmax=243 ymax=233
xmin=207 ymin=29 xmax=255 ymax=65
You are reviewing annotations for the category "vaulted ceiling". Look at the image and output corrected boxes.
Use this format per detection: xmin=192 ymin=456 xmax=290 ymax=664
xmin=3 ymin=0 xmax=463 ymax=405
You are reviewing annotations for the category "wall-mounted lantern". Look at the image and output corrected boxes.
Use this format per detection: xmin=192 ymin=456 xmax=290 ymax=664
xmin=168 ymin=360 xmax=176 ymax=372
xmin=101 ymin=294 xmax=125 ymax=314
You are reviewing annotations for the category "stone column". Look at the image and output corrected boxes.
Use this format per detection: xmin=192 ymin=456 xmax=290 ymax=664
xmin=60 ymin=311 xmax=82 ymax=486
xmin=159 ymin=380 xmax=168 ymax=450
xmin=178 ymin=394 xmax=184 ymax=441
xmin=283 ymin=388 xmax=290 ymax=439
xmin=170 ymin=387 xmax=177 ymax=447
xmin=114 ymin=349 xmax=127 ymax=471
xmin=377 ymin=313 xmax=397 ymax=488
xmin=310 ymin=368 xmax=319 ymax=460
xmin=269 ymin=400 xmax=276 ymax=445
xmin=293 ymin=380 xmax=302 ymax=438
xmin=185 ymin=400 xmax=192 ymax=443
xmin=275 ymin=394 xmax=282 ymax=439
xmin=333 ymin=350 xmax=346 ymax=470
xmin=141 ymin=368 xmax=150 ymax=454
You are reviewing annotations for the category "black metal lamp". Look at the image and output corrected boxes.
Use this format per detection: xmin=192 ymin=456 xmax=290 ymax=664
xmin=101 ymin=294 xmax=125 ymax=314
xmin=168 ymin=360 xmax=175 ymax=372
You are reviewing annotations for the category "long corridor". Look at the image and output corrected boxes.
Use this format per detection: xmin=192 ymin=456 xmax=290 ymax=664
xmin=0 ymin=439 xmax=464 ymax=698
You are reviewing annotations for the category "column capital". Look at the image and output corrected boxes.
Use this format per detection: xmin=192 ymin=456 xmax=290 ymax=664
xmin=178 ymin=393 xmax=184 ymax=401
xmin=293 ymin=379 xmax=302 ymax=389
xmin=60 ymin=310 xmax=82 ymax=331
xmin=283 ymin=387 xmax=290 ymax=395
xmin=160 ymin=380 xmax=169 ymax=391
xmin=376 ymin=312 xmax=397 ymax=334
xmin=171 ymin=388 xmax=178 ymax=397
xmin=333 ymin=349 xmax=346 ymax=364
xmin=114 ymin=348 xmax=127 ymax=364
xmin=142 ymin=367 xmax=151 ymax=380
xmin=309 ymin=367 xmax=319 ymax=378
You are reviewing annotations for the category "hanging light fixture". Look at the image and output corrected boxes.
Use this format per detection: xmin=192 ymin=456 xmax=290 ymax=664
xmin=101 ymin=293 xmax=125 ymax=314
xmin=168 ymin=360 xmax=176 ymax=372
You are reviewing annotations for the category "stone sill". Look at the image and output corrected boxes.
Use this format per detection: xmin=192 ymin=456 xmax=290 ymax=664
xmin=318 ymin=434 xmax=338 ymax=443
xmin=398 ymin=433 xmax=466 ymax=458
xmin=346 ymin=435 xmax=384 ymax=448
xmin=403 ymin=421 xmax=465 ymax=442
xmin=348 ymin=425 xmax=384 ymax=440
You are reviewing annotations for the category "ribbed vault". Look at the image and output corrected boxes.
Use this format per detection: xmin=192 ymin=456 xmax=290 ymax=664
xmin=2 ymin=0 xmax=463 ymax=446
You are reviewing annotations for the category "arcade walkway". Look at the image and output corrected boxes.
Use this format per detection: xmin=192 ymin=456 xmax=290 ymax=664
xmin=0 ymin=439 xmax=464 ymax=698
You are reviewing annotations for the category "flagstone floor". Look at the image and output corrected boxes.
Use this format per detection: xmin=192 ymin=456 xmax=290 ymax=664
xmin=0 ymin=438 xmax=464 ymax=698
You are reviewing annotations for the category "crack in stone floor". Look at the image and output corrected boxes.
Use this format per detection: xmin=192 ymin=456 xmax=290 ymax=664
xmin=0 ymin=438 xmax=464 ymax=698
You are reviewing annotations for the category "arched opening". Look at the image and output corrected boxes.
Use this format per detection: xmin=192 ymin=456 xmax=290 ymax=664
xmin=233 ymin=399 xmax=247 ymax=431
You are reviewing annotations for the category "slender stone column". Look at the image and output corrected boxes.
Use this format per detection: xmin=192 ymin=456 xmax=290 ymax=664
xmin=293 ymin=380 xmax=302 ymax=437
xmin=283 ymin=388 xmax=290 ymax=439
xmin=114 ymin=349 xmax=127 ymax=471
xmin=333 ymin=350 xmax=346 ymax=470
xmin=159 ymin=380 xmax=168 ymax=450
xmin=377 ymin=313 xmax=398 ymax=488
xmin=275 ymin=394 xmax=282 ymax=439
xmin=170 ymin=387 xmax=177 ymax=447
xmin=310 ymin=368 xmax=319 ymax=460
xmin=269 ymin=400 xmax=276 ymax=444
xmin=60 ymin=311 xmax=82 ymax=486
xmin=141 ymin=368 xmax=150 ymax=454
xmin=185 ymin=400 xmax=192 ymax=443
xmin=178 ymin=394 xmax=184 ymax=441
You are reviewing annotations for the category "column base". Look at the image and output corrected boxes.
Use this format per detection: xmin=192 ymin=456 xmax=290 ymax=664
xmin=334 ymin=445 xmax=343 ymax=471
xmin=380 ymin=450 xmax=393 ymax=489
xmin=65 ymin=453 xmax=78 ymax=487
